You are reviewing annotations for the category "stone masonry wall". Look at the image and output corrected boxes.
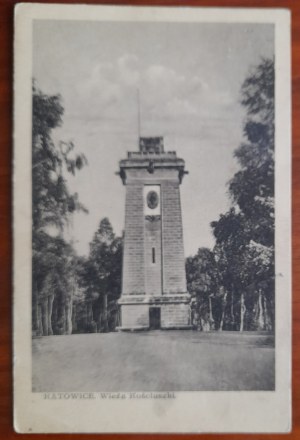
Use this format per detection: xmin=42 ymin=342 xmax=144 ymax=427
xmin=161 ymin=304 xmax=191 ymax=328
xmin=122 ymin=182 xmax=145 ymax=294
xmin=161 ymin=180 xmax=187 ymax=294
xmin=121 ymin=305 xmax=149 ymax=329
xmin=121 ymin=169 xmax=187 ymax=297
xmin=145 ymin=217 xmax=162 ymax=296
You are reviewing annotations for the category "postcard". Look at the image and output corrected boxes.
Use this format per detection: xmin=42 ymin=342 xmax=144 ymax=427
xmin=13 ymin=3 xmax=291 ymax=433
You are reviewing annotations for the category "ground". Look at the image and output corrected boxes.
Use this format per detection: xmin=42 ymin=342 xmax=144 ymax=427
xmin=32 ymin=331 xmax=275 ymax=392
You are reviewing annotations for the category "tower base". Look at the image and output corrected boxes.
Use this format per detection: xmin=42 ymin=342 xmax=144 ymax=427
xmin=117 ymin=294 xmax=191 ymax=331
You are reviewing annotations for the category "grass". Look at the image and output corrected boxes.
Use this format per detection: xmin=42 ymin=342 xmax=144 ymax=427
xmin=32 ymin=330 xmax=275 ymax=392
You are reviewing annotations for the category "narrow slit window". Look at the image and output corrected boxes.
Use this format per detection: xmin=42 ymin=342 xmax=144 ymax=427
xmin=152 ymin=247 xmax=155 ymax=264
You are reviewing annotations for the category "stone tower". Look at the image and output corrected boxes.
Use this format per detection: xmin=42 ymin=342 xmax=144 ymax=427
xmin=117 ymin=137 xmax=191 ymax=330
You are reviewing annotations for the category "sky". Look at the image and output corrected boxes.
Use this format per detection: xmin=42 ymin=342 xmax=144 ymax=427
xmin=33 ymin=19 xmax=274 ymax=257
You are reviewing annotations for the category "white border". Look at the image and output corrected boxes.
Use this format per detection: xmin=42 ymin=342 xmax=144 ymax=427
xmin=13 ymin=4 xmax=291 ymax=433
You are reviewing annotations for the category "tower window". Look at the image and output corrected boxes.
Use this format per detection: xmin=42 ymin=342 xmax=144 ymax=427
xmin=152 ymin=247 xmax=155 ymax=264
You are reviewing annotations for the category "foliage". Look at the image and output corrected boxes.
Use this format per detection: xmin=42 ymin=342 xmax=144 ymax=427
xmin=186 ymin=248 xmax=220 ymax=330
xmin=32 ymin=83 xmax=87 ymax=336
xmin=32 ymin=83 xmax=87 ymax=233
xmin=186 ymin=58 xmax=275 ymax=332
xmin=75 ymin=218 xmax=123 ymax=333
xmin=229 ymin=58 xmax=274 ymax=246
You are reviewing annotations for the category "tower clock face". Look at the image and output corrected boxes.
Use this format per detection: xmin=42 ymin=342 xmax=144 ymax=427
xmin=147 ymin=191 xmax=159 ymax=209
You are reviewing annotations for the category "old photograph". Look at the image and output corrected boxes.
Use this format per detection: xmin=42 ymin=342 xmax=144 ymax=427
xmin=14 ymin=4 xmax=291 ymax=433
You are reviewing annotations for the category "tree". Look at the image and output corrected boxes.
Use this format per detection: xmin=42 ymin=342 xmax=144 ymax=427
xmin=32 ymin=83 xmax=87 ymax=233
xmin=211 ymin=212 xmax=245 ymax=330
xmin=186 ymin=248 xmax=220 ymax=331
xmin=32 ymin=232 xmax=76 ymax=335
xmin=82 ymin=218 xmax=123 ymax=332
xmin=210 ymin=58 xmax=275 ymax=332
xmin=32 ymin=83 xmax=87 ymax=336
xmin=229 ymin=58 xmax=274 ymax=247
xmin=70 ymin=219 xmax=123 ymax=334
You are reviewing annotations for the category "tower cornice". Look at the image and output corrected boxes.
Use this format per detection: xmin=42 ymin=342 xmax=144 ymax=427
xmin=117 ymin=150 xmax=188 ymax=185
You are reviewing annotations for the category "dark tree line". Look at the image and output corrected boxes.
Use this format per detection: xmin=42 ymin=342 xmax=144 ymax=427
xmin=186 ymin=58 xmax=275 ymax=332
xmin=32 ymin=83 xmax=122 ymax=336
xmin=74 ymin=218 xmax=123 ymax=334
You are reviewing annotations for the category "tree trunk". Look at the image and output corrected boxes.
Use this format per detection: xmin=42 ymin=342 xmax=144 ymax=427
xmin=41 ymin=297 xmax=49 ymax=336
xmin=47 ymin=294 xmax=54 ymax=336
xmin=65 ymin=298 xmax=73 ymax=335
xmin=231 ymin=286 xmax=235 ymax=329
xmin=51 ymin=299 xmax=58 ymax=335
xmin=59 ymin=303 xmax=66 ymax=335
xmin=90 ymin=302 xmax=94 ymax=323
xmin=114 ymin=309 xmax=119 ymax=330
xmin=97 ymin=310 xmax=102 ymax=333
xmin=37 ymin=303 xmax=43 ymax=336
xmin=32 ymin=282 xmax=40 ymax=336
xmin=209 ymin=296 xmax=215 ymax=330
xmin=263 ymin=295 xmax=272 ymax=331
xmin=87 ymin=302 xmax=93 ymax=325
xmin=197 ymin=313 xmax=203 ymax=331
xmin=72 ymin=304 xmax=77 ymax=333
xmin=85 ymin=303 xmax=88 ymax=329
xmin=240 ymin=293 xmax=246 ymax=332
xmin=102 ymin=294 xmax=108 ymax=332
xmin=258 ymin=289 xmax=265 ymax=330
xmin=219 ymin=291 xmax=228 ymax=331
xmin=116 ymin=307 xmax=120 ymax=328
xmin=87 ymin=301 xmax=95 ymax=332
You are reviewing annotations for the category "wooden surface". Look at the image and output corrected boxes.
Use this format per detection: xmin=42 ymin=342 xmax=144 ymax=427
xmin=0 ymin=0 xmax=299 ymax=438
